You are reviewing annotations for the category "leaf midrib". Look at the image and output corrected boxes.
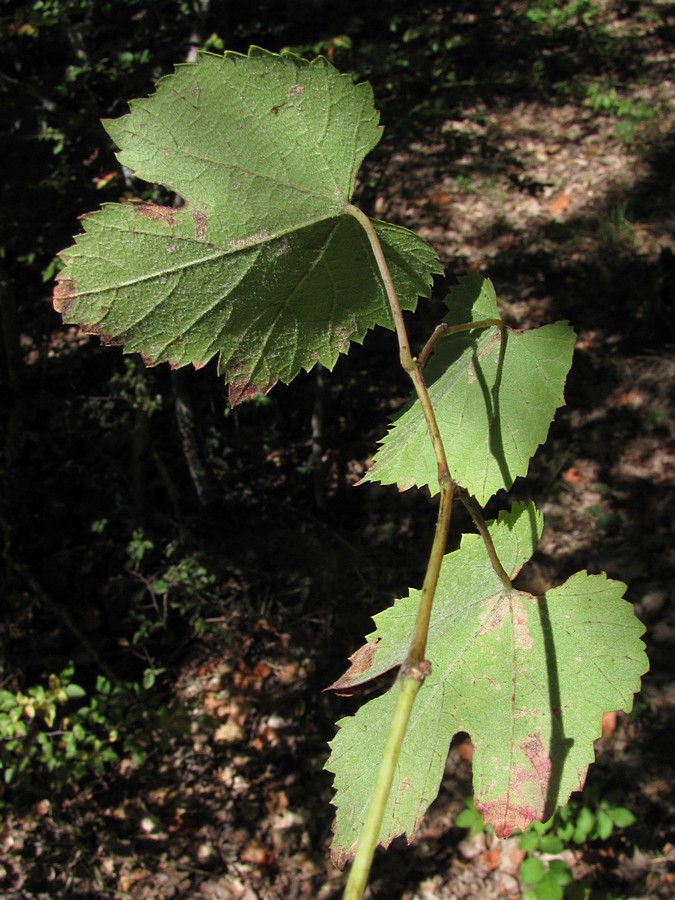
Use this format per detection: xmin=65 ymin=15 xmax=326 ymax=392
xmin=69 ymin=207 xmax=349 ymax=299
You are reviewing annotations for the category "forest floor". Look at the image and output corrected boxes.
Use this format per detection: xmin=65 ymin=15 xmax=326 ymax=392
xmin=3 ymin=10 xmax=675 ymax=900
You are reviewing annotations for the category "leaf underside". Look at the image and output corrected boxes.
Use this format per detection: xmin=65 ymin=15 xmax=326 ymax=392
xmin=325 ymin=502 xmax=648 ymax=866
xmin=53 ymin=47 xmax=441 ymax=403
xmin=363 ymin=274 xmax=576 ymax=504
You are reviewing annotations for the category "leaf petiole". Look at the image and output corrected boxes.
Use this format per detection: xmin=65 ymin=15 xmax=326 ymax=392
xmin=417 ymin=317 xmax=504 ymax=369
xmin=456 ymin=486 xmax=513 ymax=590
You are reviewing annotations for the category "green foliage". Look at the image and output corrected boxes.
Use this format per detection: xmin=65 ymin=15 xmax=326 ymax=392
xmin=584 ymin=79 xmax=653 ymax=121
xmin=455 ymin=785 xmax=635 ymax=900
xmin=583 ymin=79 xmax=657 ymax=142
xmin=518 ymin=819 xmax=582 ymax=900
xmin=518 ymin=786 xmax=637 ymax=899
xmin=520 ymin=856 xmax=576 ymax=900
xmin=54 ymin=47 xmax=439 ymax=404
xmin=363 ymin=275 xmax=575 ymax=503
xmin=550 ymin=785 xmax=637 ymax=844
xmin=288 ymin=12 xmax=469 ymax=127
xmin=52 ymin=47 xmax=648 ymax=892
xmin=82 ymin=358 xmax=164 ymax=431
xmin=326 ymin=503 xmax=645 ymax=855
xmin=524 ymin=0 xmax=601 ymax=32
xmin=455 ymin=795 xmax=492 ymax=838
xmin=457 ymin=785 xmax=636 ymax=898
xmin=0 ymin=664 xmax=188 ymax=806
xmin=124 ymin=532 xmax=217 ymax=649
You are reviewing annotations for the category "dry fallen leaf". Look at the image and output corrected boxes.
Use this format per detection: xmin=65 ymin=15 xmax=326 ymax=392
xmin=481 ymin=847 xmax=502 ymax=870
xmin=547 ymin=192 xmax=572 ymax=214
xmin=563 ymin=466 xmax=585 ymax=485
xmin=240 ymin=840 xmax=276 ymax=867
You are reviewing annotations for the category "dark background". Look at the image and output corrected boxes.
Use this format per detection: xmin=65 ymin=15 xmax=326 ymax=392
xmin=1 ymin=1 xmax=673 ymax=896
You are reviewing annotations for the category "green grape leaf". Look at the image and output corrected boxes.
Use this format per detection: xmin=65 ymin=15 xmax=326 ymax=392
xmin=325 ymin=503 xmax=647 ymax=865
xmin=53 ymin=47 xmax=440 ymax=404
xmin=362 ymin=274 xmax=575 ymax=503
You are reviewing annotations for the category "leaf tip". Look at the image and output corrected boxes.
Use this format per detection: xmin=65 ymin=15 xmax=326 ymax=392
xmin=475 ymin=731 xmax=554 ymax=837
xmin=324 ymin=638 xmax=382 ymax=695
xmin=330 ymin=842 xmax=358 ymax=870
xmin=228 ymin=377 xmax=275 ymax=407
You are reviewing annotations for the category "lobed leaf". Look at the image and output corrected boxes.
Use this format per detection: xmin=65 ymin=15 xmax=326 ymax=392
xmin=362 ymin=274 xmax=576 ymax=503
xmin=326 ymin=502 xmax=648 ymax=864
xmin=53 ymin=48 xmax=441 ymax=403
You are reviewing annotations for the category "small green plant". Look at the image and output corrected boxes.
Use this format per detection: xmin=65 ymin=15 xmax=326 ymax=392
xmin=124 ymin=532 xmax=217 ymax=653
xmin=0 ymin=664 xmax=187 ymax=805
xmin=524 ymin=0 xmax=601 ymax=31
xmin=518 ymin=787 xmax=636 ymax=899
xmin=596 ymin=203 xmax=636 ymax=250
xmin=520 ymin=855 xmax=577 ymax=900
xmin=584 ymin=79 xmax=656 ymax=142
xmin=82 ymin=357 xmax=163 ymax=432
xmin=458 ymin=786 xmax=636 ymax=899
xmin=549 ymin=785 xmax=636 ymax=844
xmin=455 ymin=794 xmax=492 ymax=838
xmin=584 ymin=80 xmax=653 ymax=120
xmin=53 ymin=48 xmax=648 ymax=897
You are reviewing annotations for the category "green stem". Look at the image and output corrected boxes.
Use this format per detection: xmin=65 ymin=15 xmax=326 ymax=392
xmin=346 ymin=206 xmax=449 ymax=481
xmin=456 ymin=487 xmax=513 ymax=590
xmin=346 ymin=206 xmax=415 ymax=371
xmin=344 ymin=205 xmax=455 ymax=898
xmin=342 ymin=676 xmax=422 ymax=900
xmin=416 ymin=316 xmax=512 ymax=592
xmin=417 ymin=318 xmax=503 ymax=369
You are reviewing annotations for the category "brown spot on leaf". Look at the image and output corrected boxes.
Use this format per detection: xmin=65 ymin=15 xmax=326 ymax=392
xmin=53 ymin=278 xmax=77 ymax=315
xmin=395 ymin=477 xmax=416 ymax=492
xmin=475 ymin=731 xmax=551 ymax=837
xmin=480 ymin=593 xmax=507 ymax=634
xmin=80 ymin=323 xmax=123 ymax=348
xmin=479 ymin=590 xmax=534 ymax=650
xmin=135 ymin=204 xmax=176 ymax=226
xmin=192 ymin=209 xmax=208 ymax=240
xmin=476 ymin=795 xmax=539 ymax=839
xmin=332 ymin=325 xmax=356 ymax=354
xmin=522 ymin=732 xmax=552 ymax=782
xmin=228 ymin=376 xmax=275 ymax=407
xmin=228 ymin=230 xmax=271 ymax=251
xmin=325 ymin=639 xmax=382 ymax=696
xmin=330 ymin=843 xmax=358 ymax=870
xmin=512 ymin=592 xmax=535 ymax=650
